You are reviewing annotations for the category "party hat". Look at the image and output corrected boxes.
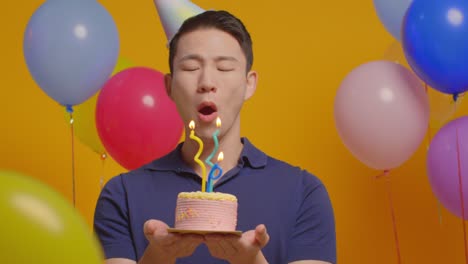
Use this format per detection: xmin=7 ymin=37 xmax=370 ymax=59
xmin=153 ymin=0 xmax=205 ymax=44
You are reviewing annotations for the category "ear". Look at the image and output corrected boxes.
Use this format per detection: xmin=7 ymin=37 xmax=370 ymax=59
xmin=164 ymin=73 xmax=173 ymax=100
xmin=244 ymin=70 xmax=258 ymax=101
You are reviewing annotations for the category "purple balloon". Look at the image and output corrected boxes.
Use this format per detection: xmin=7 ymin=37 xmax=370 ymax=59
xmin=427 ymin=116 xmax=468 ymax=219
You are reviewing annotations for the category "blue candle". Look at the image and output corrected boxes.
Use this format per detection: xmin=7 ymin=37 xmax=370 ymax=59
xmin=207 ymin=152 xmax=224 ymax=192
xmin=207 ymin=165 xmax=223 ymax=192
xmin=205 ymin=117 xmax=221 ymax=167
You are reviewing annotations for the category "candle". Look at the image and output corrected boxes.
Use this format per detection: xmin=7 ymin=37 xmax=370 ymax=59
xmin=205 ymin=117 xmax=221 ymax=167
xmin=189 ymin=120 xmax=207 ymax=192
xmin=207 ymin=152 xmax=224 ymax=192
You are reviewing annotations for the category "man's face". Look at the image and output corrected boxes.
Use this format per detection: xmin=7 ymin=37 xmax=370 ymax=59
xmin=166 ymin=28 xmax=256 ymax=139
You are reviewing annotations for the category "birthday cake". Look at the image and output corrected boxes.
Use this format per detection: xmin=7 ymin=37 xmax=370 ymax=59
xmin=174 ymin=191 xmax=238 ymax=231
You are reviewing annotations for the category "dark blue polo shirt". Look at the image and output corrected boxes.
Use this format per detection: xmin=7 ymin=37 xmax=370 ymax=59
xmin=94 ymin=138 xmax=336 ymax=263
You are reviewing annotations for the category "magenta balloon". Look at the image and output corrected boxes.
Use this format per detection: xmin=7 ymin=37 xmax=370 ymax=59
xmin=96 ymin=67 xmax=183 ymax=170
xmin=334 ymin=61 xmax=429 ymax=170
xmin=427 ymin=116 xmax=468 ymax=219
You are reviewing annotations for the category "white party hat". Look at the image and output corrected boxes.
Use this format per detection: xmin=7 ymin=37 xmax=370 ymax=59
xmin=153 ymin=0 xmax=205 ymax=44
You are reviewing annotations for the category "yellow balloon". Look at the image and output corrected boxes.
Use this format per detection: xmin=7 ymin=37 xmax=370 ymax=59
xmin=70 ymin=57 xmax=133 ymax=155
xmin=0 ymin=171 xmax=103 ymax=264
xmin=178 ymin=127 xmax=186 ymax=143
xmin=383 ymin=41 xmax=463 ymax=131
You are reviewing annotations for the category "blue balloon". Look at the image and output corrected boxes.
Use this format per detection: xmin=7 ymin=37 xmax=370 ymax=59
xmin=402 ymin=0 xmax=468 ymax=95
xmin=23 ymin=0 xmax=119 ymax=107
xmin=373 ymin=0 xmax=413 ymax=41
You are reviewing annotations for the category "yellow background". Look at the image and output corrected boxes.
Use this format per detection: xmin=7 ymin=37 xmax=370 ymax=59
xmin=2 ymin=0 xmax=468 ymax=263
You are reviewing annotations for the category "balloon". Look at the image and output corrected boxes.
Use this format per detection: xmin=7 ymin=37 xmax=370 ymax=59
xmin=0 ymin=170 xmax=103 ymax=263
xmin=23 ymin=0 xmax=119 ymax=106
xmin=427 ymin=116 xmax=468 ymax=219
xmin=334 ymin=61 xmax=429 ymax=170
xmin=72 ymin=58 xmax=133 ymax=155
xmin=402 ymin=0 xmax=468 ymax=95
xmin=96 ymin=67 xmax=184 ymax=170
xmin=383 ymin=41 xmax=463 ymax=131
xmin=373 ymin=0 xmax=412 ymax=41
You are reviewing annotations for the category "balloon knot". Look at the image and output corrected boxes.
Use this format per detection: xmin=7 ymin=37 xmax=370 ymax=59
xmin=66 ymin=105 xmax=74 ymax=113
xmin=375 ymin=169 xmax=391 ymax=179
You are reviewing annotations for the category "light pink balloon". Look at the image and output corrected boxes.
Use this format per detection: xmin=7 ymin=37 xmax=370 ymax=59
xmin=334 ymin=61 xmax=429 ymax=170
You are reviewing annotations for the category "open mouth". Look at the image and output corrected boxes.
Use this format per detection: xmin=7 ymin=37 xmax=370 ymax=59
xmin=197 ymin=102 xmax=218 ymax=122
xmin=198 ymin=102 xmax=217 ymax=115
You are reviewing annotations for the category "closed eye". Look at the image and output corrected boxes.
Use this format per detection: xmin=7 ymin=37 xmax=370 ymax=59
xmin=182 ymin=67 xmax=200 ymax=71
xmin=218 ymin=68 xmax=234 ymax=72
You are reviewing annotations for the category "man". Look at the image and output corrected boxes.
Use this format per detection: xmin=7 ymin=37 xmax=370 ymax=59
xmin=94 ymin=10 xmax=336 ymax=264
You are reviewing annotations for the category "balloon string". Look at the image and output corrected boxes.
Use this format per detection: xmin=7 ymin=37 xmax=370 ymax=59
xmin=374 ymin=169 xmax=390 ymax=179
xmin=428 ymin=118 xmax=444 ymax=225
xmin=425 ymin=83 xmax=443 ymax=225
xmin=455 ymin=127 xmax=468 ymax=264
xmin=427 ymin=123 xmax=432 ymax=151
xmin=425 ymin=83 xmax=431 ymax=151
xmin=100 ymin=153 xmax=107 ymax=189
xmin=385 ymin=173 xmax=402 ymax=264
xmin=453 ymin=92 xmax=463 ymax=116
xmin=375 ymin=170 xmax=402 ymax=264
xmin=67 ymin=107 xmax=76 ymax=208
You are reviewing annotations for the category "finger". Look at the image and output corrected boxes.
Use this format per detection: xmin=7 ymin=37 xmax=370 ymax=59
xmin=205 ymin=236 xmax=224 ymax=258
xmin=158 ymin=233 xmax=180 ymax=247
xmin=143 ymin=220 xmax=158 ymax=240
xmin=152 ymin=220 xmax=170 ymax=235
xmin=217 ymin=236 xmax=238 ymax=256
xmin=185 ymin=234 xmax=204 ymax=245
xmin=175 ymin=235 xmax=203 ymax=257
xmin=144 ymin=219 xmax=169 ymax=236
xmin=255 ymin=224 xmax=269 ymax=248
xmin=208 ymin=233 xmax=225 ymax=240
xmin=144 ymin=219 xmax=178 ymax=246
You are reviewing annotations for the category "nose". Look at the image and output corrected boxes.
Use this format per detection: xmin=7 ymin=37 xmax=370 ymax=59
xmin=197 ymin=69 xmax=217 ymax=93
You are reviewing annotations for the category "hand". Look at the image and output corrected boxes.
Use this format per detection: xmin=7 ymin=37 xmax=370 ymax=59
xmin=204 ymin=224 xmax=270 ymax=264
xmin=139 ymin=220 xmax=203 ymax=264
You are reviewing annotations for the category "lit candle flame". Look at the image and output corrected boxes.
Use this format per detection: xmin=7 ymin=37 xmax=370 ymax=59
xmin=216 ymin=117 xmax=221 ymax=128
xmin=189 ymin=120 xmax=195 ymax=130
xmin=218 ymin=151 xmax=224 ymax=162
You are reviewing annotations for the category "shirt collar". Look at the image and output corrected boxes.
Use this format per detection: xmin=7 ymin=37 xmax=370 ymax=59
xmin=238 ymin=137 xmax=267 ymax=169
xmin=144 ymin=137 xmax=267 ymax=172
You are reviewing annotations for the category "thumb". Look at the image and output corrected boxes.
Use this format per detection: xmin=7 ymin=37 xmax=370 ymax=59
xmin=143 ymin=219 xmax=169 ymax=241
xmin=255 ymin=224 xmax=270 ymax=248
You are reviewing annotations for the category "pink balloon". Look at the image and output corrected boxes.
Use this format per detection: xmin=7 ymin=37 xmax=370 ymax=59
xmin=96 ymin=67 xmax=183 ymax=170
xmin=334 ymin=61 xmax=429 ymax=170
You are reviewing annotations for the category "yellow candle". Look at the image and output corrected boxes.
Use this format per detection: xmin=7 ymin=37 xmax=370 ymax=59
xmin=189 ymin=120 xmax=207 ymax=192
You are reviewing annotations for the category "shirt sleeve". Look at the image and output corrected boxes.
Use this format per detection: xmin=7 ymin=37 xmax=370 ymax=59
xmin=287 ymin=171 xmax=337 ymax=263
xmin=94 ymin=175 xmax=137 ymax=260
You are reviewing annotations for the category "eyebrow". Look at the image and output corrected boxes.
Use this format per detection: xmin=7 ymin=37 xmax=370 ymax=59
xmin=177 ymin=54 xmax=239 ymax=63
